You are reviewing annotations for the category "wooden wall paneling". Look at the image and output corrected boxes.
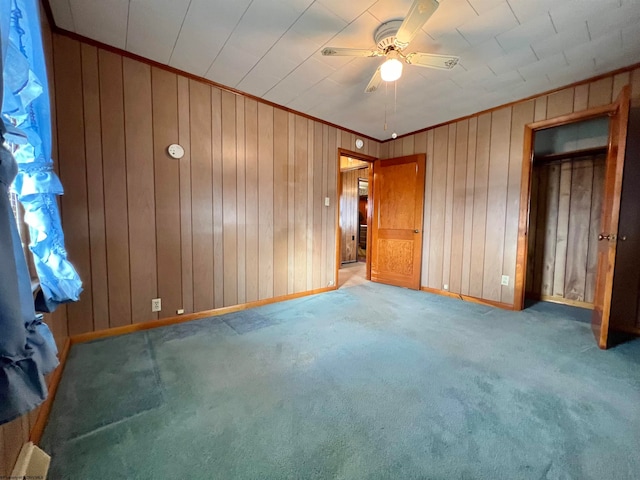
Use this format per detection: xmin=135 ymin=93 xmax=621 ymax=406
xmin=0 ymin=421 xmax=5 ymax=476
xmin=221 ymin=90 xmax=238 ymax=306
xmin=258 ymin=103 xmax=274 ymax=300
xmin=327 ymin=126 xmax=338 ymax=286
xmin=461 ymin=118 xmax=477 ymax=296
xmin=211 ymin=88 xmax=224 ymax=308
xmin=151 ymin=68 xmax=183 ymax=318
xmin=525 ymin=167 xmax=539 ymax=293
xmin=294 ymin=116 xmax=308 ymax=292
xmin=244 ymin=98 xmax=259 ymax=302
xmin=320 ymin=125 xmax=329 ymax=286
xmin=379 ymin=141 xmax=389 ymax=160
xmin=631 ymin=68 xmax=640 ymax=107
xmin=552 ymin=162 xmax=572 ymax=297
xmin=312 ymin=122 xmax=324 ymax=289
xmin=53 ymin=36 xmax=93 ymax=334
xmin=482 ymin=108 xmax=512 ymax=302
xmin=540 ymin=164 xmax=561 ymax=296
xmin=287 ymin=113 xmax=296 ymax=294
xmin=565 ymin=159 xmax=594 ymax=301
xmin=123 ymin=58 xmax=158 ymax=324
xmin=546 ymin=88 xmax=574 ymax=119
xmin=534 ymin=97 xmax=547 ymax=122
xmin=502 ymin=101 xmax=534 ymax=303
xmin=531 ymin=165 xmax=549 ymax=296
xmin=307 ymin=123 xmax=315 ymax=290
xmin=177 ymin=76 xmax=193 ymax=314
xmin=273 ymin=108 xmax=289 ymax=297
xmin=427 ymin=126 xmax=448 ymax=290
xmin=612 ymin=72 xmax=630 ymax=104
xmin=402 ymin=135 xmax=415 ymax=156
xmin=469 ymin=113 xmax=491 ymax=298
xmin=236 ymin=95 xmax=246 ymax=304
xmin=442 ymin=124 xmax=456 ymax=290
xmin=588 ymin=77 xmax=613 ymax=108
xmin=585 ymin=156 xmax=606 ymax=303
xmin=189 ymin=80 xmax=214 ymax=312
xmin=449 ymin=120 xmax=468 ymax=294
xmin=573 ymin=84 xmax=589 ymax=112
xmin=421 ymin=130 xmax=434 ymax=287
xmin=80 ymin=43 xmax=109 ymax=331
xmin=2 ymin=417 xmax=22 ymax=477
xmin=98 ymin=49 xmax=131 ymax=328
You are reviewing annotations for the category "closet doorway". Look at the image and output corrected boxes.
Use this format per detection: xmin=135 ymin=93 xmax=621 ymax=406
xmin=515 ymin=87 xmax=630 ymax=349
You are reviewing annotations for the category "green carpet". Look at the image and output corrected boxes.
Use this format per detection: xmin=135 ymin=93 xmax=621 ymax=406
xmin=41 ymin=282 xmax=640 ymax=479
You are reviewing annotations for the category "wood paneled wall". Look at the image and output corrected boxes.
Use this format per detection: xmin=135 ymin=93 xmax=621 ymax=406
xmin=526 ymin=155 xmax=606 ymax=306
xmin=0 ymin=7 xmax=69 ymax=477
xmin=50 ymin=34 xmax=379 ymax=334
xmin=380 ymin=67 xmax=640 ymax=308
xmin=340 ymin=167 xmax=369 ymax=263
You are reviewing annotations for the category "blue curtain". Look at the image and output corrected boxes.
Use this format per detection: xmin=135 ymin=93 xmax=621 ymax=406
xmin=3 ymin=0 xmax=82 ymax=312
xmin=0 ymin=0 xmax=75 ymax=424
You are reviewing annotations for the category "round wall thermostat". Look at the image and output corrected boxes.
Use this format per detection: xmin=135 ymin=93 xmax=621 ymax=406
xmin=167 ymin=144 xmax=185 ymax=159
xmin=355 ymin=139 xmax=364 ymax=149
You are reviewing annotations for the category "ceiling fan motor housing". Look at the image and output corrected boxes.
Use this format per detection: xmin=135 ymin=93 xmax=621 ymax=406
xmin=374 ymin=19 xmax=404 ymax=52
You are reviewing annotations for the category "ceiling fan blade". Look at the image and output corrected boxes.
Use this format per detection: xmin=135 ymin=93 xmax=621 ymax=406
xmin=405 ymin=52 xmax=459 ymax=70
xmin=365 ymin=67 xmax=382 ymax=93
xmin=394 ymin=0 xmax=439 ymax=49
xmin=322 ymin=47 xmax=381 ymax=57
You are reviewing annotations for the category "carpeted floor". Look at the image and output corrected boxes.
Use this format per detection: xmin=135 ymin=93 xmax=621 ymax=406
xmin=41 ymin=280 xmax=640 ymax=479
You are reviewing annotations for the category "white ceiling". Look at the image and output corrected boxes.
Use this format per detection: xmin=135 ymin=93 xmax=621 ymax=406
xmin=49 ymin=0 xmax=640 ymax=140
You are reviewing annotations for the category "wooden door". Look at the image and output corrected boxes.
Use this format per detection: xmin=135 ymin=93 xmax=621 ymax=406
xmin=592 ymin=86 xmax=630 ymax=349
xmin=371 ymin=154 xmax=425 ymax=289
xmin=340 ymin=170 xmax=359 ymax=263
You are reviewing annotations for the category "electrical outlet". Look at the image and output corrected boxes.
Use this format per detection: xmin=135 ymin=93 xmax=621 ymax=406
xmin=501 ymin=275 xmax=509 ymax=286
xmin=151 ymin=298 xmax=162 ymax=312
xmin=328 ymin=280 xmax=334 ymax=286
xmin=324 ymin=197 xmax=330 ymax=207
xmin=443 ymin=284 xmax=449 ymax=290
xmin=177 ymin=308 xmax=184 ymax=315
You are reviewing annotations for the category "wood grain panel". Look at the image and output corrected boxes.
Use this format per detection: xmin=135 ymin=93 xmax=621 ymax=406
xmin=189 ymin=80 xmax=214 ymax=312
xmin=588 ymin=77 xmax=613 ymax=108
xmin=98 ymin=49 xmax=131 ymax=327
xmin=54 ymin=36 xmax=93 ymax=334
xmin=245 ymin=98 xmax=259 ymax=302
xmin=421 ymin=130 xmax=434 ymax=286
xmin=294 ymin=116 xmax=308 ymax=292
xmin=273 ymin=108 xmax=289 ymax=297
xmin=236 ymin=95 xmax=246 ymax=304
xmin=258 ymin=103 xmax=274 ymax=300
xmin=178 ymin=76 xmax=193 ymax=314
xmin=553 ymin=162 xmax=572 ymax=297
xmin=326 ymin=127 xmax=338 ymax=286
xmin=546 ymin=88 xmax=574 ymax=119
xmin=449 ymin=120 xmax=468 ymax=293
xmin=461 ymin=119 xmax=476 ymax=295
xmin=287 ymin=113 xmax=296 ymax=294
xmin=469 ymin=113 xmax=491 ymax=298
xmin=428 ymin=126 xmax=448 ymax=289
xmin=211 ymin=88 xmax=224 ymax=308
xmin=482 ymin=108 xmax=511 ymax=302
xmin=442 ymin=124 xmax=456 ymax=289
xmin=340 ymin=169 xmax=359 ymax=263
xmin=123 ymin=58 xmax=158 ymax=324
xmin=222 ymin=90 xmax=238 ymax=306
xmin=80 ymin=44 xmax=109 ymax=331
xmin=313 ymin=122 xmax=324 ymax=288
xmin=152 ymin=68 xmax=182 ymax=318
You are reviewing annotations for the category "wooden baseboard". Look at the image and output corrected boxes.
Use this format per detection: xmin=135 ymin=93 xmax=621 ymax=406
xmin=420 ymin=287 xmax=515 ymax=310
xmin=30 ymin=337 xmax=71 ymax=445
xmin=71 ymin=286 xmax=337 ymax=345
xmin=527 ymin=294 xmax=594 ymax=310
xmin=611 ymin=324 xmax=640 ymax=336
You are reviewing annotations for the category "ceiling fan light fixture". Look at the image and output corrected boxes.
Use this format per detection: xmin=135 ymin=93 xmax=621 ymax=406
xmin=380 ymin=57 xmax=403 ymax=82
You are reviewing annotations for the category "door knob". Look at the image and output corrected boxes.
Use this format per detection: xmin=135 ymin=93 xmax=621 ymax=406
xmin=598 ymin=234 xmax=610 ymax=241
xmin=414 ymin=229 xmax=420 ymax=233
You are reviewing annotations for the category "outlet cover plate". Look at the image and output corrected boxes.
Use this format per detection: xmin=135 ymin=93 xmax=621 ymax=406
xmin=501 ymin=275 xmax=509 ymax=286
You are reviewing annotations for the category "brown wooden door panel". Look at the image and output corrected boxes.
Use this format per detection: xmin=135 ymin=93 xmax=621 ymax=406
xmin=371 ymin=154 xmax=425 ymax=289
xmin=592 ymin=86 xmax=630 ymax=349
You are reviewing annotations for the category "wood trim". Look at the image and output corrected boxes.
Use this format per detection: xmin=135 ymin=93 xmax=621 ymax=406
xmin=530 ymin=294 xmax=594 ymax=310
xmin=534 ymin=146 xmax=608 ymax=164
xmin=39 ymin=0 xmax=56 ymax=31
xmin=420 ymin=286 xmax=515 ymax=310
xmin=46 ymin=28 xmax=379 ymax=144
xmin=385 ymin=62 xmax=640 ymax=142
xmin=513 ymin=99 xmax=620 ymax=311
xmin=29 ymin=338 xmax=71 ymax=445
xmin=611 ymin=324 xmax=640 ymax=336
xmin=70 ymin=286 xmax=336 ymax=344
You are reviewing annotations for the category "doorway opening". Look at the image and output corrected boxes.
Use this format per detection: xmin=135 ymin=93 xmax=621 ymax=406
xmin=514 ymin=86 xmax=630 ymax=349
xmin=336 ymin=149 xmax=376 ymax=288
xmin=525 ymin=116 xmax=609 ymax=311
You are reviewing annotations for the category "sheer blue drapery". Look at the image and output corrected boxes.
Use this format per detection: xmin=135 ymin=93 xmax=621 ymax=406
xmin=2 ymin=0 xmax=82 ymax=312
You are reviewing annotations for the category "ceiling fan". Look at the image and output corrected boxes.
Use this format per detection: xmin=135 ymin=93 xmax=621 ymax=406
xmin=322 ymin=0 xmax=459 ymax=93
